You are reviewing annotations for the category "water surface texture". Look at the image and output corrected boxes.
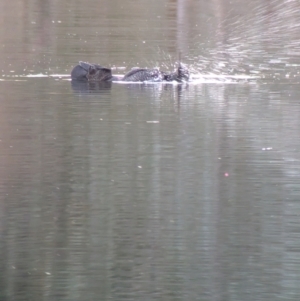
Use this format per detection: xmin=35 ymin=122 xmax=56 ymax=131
xmin=1 ymin=1 xmax=300 ymax=301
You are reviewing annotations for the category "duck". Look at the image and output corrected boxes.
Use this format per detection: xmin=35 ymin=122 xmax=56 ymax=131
xmin=71 ymin=61 xmax=189 ymax=83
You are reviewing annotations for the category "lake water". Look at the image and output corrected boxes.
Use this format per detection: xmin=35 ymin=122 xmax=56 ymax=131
xmin=1 ymin=1 xmax=300 ymax=300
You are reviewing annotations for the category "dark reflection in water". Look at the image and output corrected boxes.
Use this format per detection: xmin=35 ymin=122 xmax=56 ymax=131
xmin=71 ymin=80 xmax=113 ymax=93
xmin=1 ymin=0 xmax=300 ymax=301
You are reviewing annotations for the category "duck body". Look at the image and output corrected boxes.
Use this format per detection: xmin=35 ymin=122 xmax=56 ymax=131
xmin=71 ymin=61 xmax=189 ymax=83
xmin=122 ymin=68 xmax=164 ymax=82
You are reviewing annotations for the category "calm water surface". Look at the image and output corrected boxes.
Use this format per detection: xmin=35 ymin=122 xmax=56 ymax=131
xmin=1 ymin=1 xmax=300 ymax=300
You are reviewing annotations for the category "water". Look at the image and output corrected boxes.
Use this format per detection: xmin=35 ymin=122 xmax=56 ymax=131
xmin=1 ymin=1 xmax=300 ymax=300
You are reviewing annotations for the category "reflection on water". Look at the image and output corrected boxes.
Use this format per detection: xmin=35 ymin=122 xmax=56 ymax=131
xmin=1 ymin=1 xmax=300 ymax=301
xmin=1 ymin=78 xmax=300 ymax=301
xmin=71 ymin=80 xmax=113 ymax=93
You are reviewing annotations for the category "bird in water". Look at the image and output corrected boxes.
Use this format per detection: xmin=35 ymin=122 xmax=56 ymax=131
xmin=71 ymin=61 xmax=190 ymax=83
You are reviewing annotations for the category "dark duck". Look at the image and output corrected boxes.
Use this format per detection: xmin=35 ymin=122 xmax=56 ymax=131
xmin=71 ymin=61 xmax=190 ymax=83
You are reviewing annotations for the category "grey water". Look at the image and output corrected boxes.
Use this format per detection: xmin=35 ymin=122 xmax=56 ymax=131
xmin=1 ymin=1 xmax=300 ymax=301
